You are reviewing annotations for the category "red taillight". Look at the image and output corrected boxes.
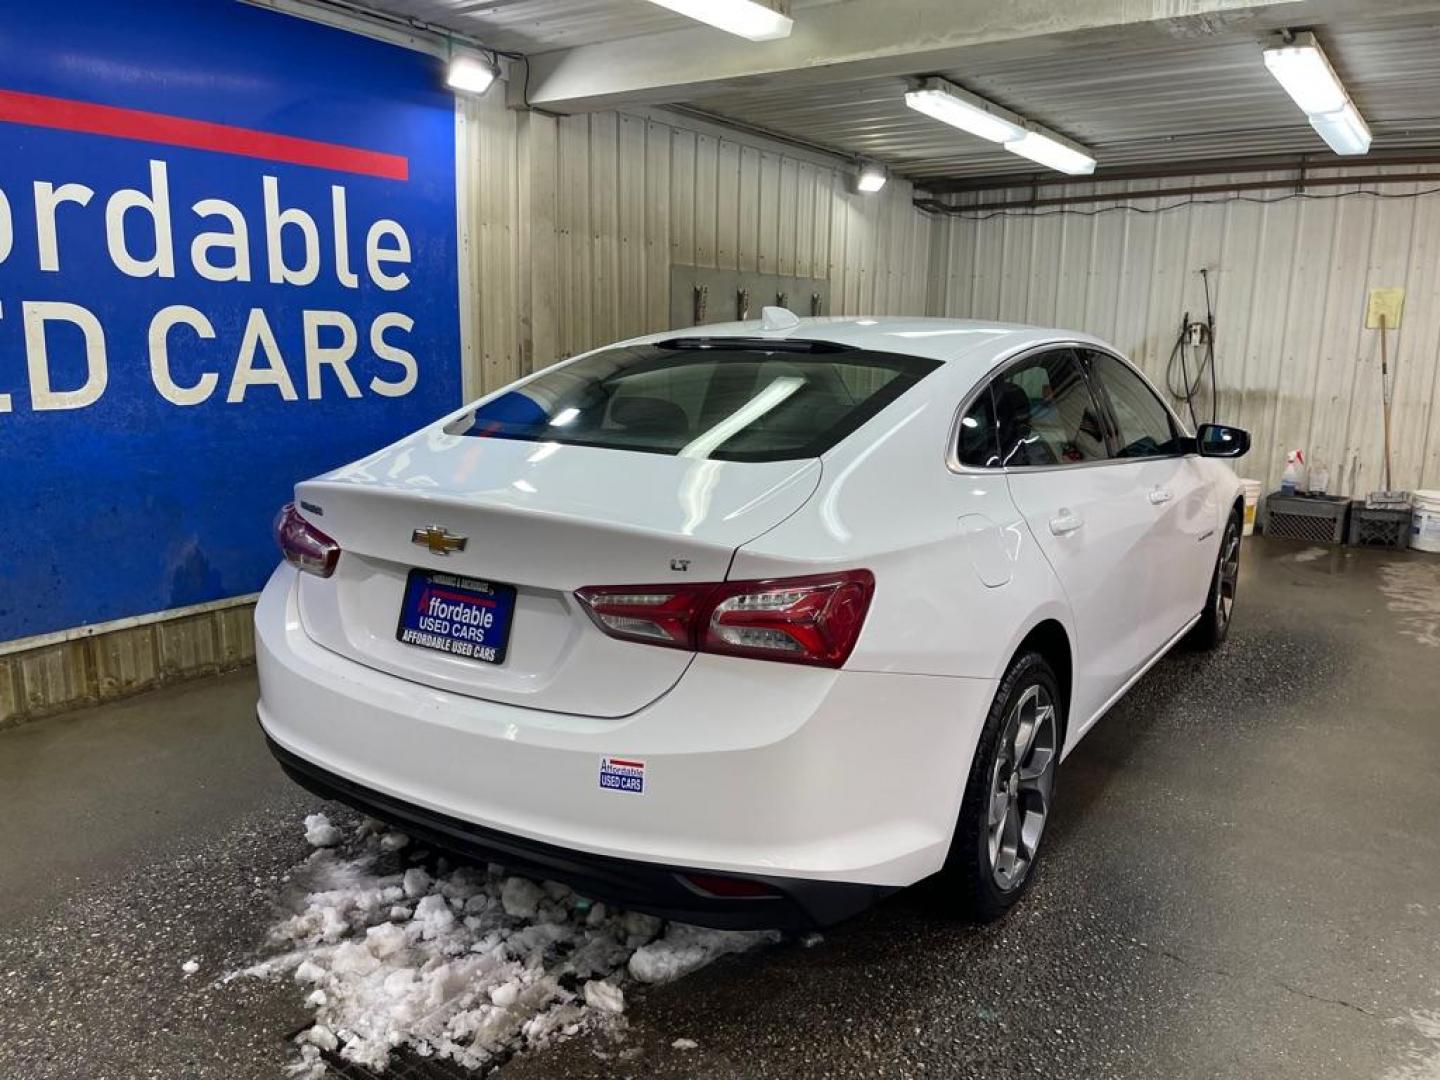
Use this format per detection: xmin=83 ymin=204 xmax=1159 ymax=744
xmin=574 ymin=570 xmax=874 ymax=668
xmin=703 ymin=571 xmax=874 ymax=667
xmin=274 ymin=503 xmax=340 ymax=578
xmin=572 ymin=584 xmax=715 ymax=650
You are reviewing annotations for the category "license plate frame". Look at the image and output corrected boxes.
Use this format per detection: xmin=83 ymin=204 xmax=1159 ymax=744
xmin=395 ymin=569 xmax=516 ymax=665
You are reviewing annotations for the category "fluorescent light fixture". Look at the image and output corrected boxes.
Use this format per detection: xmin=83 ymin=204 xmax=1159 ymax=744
xmin=1310 ymin=101 xmax=1372 ymax=155
xmin=856 ymin=162 xmax=887 ymax=193
xmin=447 ymin=54 xmax=497 ymax=95
xmin=1262 ymin=32 xmax=1347 ymax=115
xmin=1263 ymin=31 xmax=1371 ymax=155
xmin=1005 ymin=130 xmax=1096 ymax=175
xmin=904 ymin=76 xmax=1096 ymax=175
xmin=645 ymin=0 xmax=793 ymax=41
xmin=904 ymin=79 xmax=1024 ymax=144
xmin=549 ymin=407 xmax=581 ymax=427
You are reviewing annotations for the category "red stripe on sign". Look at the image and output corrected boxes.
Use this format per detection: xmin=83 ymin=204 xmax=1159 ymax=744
xmin=608 ymin=759 xmax=645 ymax=769
xmin=0 ymin=88 xmax=409 ymax=181
xmin=426 ymin=588 xmax=497 ymax=607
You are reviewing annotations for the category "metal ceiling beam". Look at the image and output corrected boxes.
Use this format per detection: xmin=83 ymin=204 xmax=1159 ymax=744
xmin=513 ymin=0 xmax=1302 ymax=113
xmin=921 ymin=150 xmax=1440 ymax=193
xmin=919 ymin=166 xmax=1440 ymax=213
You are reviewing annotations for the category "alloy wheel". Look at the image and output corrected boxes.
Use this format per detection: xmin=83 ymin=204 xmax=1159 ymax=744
xmin=1217 ymin=526 xmax=1240 ymax=629
xmin=987 ymin=683 xmax=1057 ymax=890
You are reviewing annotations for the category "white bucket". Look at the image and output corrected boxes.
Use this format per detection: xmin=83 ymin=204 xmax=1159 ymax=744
xmin=1241 ymin=479 xmax=1262 ymax=536
xmin=1413 ymin=490 xmax=1440 ymax=553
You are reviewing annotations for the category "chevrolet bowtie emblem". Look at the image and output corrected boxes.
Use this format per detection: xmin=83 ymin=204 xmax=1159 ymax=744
xmin=411 ymin=525 xmax=468 ymax=555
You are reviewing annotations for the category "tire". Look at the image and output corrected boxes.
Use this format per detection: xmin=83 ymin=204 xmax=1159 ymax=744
xmin=1188 ymin=511 xmax=1241 ymax=651
xmin=943 ymin=650 xmax=1062 ymax=921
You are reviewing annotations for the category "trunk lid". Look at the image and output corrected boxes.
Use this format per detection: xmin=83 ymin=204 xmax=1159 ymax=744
xmin=293 ymin=432 xmax=821 ymax=717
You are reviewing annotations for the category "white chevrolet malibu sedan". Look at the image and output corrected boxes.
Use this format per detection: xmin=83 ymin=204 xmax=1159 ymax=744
xmin=256 ymin=314 xmax=1249 ymax=929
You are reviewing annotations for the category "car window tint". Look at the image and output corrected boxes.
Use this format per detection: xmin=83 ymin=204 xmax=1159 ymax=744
xmin=454 ymin=342 xmax=940 ymax=462
xmin=956 ymin=387 xmax=1000 ymax=468
xmin=992 ymin=350 xmax=1108 ymax=466
xmin=606 ymin=363 xmax=715 ymax=428
xmin=1089 ymin=352 xmax=1182 ymax=458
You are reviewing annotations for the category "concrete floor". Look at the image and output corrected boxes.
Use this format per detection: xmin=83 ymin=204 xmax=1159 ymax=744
xmin=2 ymin=536 xmax=1438 ymax=1080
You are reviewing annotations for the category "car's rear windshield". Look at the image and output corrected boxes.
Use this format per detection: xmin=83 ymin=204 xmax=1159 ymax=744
xmin=451 ymin=340 xmax=941 ymax=462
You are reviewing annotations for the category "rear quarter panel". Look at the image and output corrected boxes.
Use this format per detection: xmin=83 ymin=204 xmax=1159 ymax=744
xmin=729 ymin=361 xmax=1075 ymax=685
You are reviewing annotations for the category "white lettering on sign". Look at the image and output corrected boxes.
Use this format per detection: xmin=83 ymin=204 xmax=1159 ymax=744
xmin=263 ymin=175 xmax=320 ymax=287
xmin=0 ymin=157 xmax=423 ymax=412
xmin=331 ymin=186 xmax=359 ymax=290
xmin=190 ymin=198 xmax=251 ymax=283
xmin=34 ymin=180 xmax=94 ymax=273
xmin=229 ymin=308 xmax=299 ymax=403
xmin=23 ymin=301 xmax=108 ymax=411
xmin=0 ymin=187 xmax=12 ymax=265
xmin=366 ymin=219 xmax=411 ymax=292
xmin=149 ymin=305 xmax=218 ymax=406
xmin=106 ymin=159 xmax=175 ymax=279
xmin=369 ymin=312 xmax=416 ymax=398
xmin=0 ymin=301 xmax=8 ymax=413
xmin=425 ymin=595 xmax=496 ymax=626
xmin=303 ymin=310 xmax=361 ymax=400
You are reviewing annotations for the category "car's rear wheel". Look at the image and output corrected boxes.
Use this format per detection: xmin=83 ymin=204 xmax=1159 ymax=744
xmin=1189 ymin=511 xmax=1241 ymax=650
xmin=944 ymin=650 xmax=1060 ymax=920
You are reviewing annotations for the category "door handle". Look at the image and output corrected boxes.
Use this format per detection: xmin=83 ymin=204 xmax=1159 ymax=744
xmin=1049 ymin=509 xmax=1083 ymax=536
xmin=1148 ymin=487 xmax=1173 ymax=505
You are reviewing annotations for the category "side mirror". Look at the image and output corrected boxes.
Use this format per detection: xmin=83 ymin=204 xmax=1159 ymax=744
xmin=1196 ymin=423 xmax=1250 ymax=458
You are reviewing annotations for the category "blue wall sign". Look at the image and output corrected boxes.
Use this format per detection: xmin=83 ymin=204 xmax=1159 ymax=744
xmin=0 ymin=0 xmax=462 ymax=641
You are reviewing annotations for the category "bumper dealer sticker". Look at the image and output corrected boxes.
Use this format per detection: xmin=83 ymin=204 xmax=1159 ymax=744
xmin=599 ymin=757 xmax=645 ymax=794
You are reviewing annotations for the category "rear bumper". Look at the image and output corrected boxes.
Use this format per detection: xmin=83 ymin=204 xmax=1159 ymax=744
xmin=256 ymin=565 xmax=998 ymax=927
xmin=267 ymin=733 xmax=885 ymax=929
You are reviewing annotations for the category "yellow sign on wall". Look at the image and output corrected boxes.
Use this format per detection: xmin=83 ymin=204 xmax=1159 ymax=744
xmin=1366 ymin=287 xmax=1405 ymax=329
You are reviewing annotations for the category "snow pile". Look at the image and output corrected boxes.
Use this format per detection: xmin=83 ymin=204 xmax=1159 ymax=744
xmin=243 ymin=816 xmax=779 ymax=1075
xmin=303 ymin=813 xmax=343 ymax=848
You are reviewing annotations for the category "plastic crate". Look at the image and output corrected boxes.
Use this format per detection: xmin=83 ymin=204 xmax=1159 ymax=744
xmin=1347 ymin=502 xmax=1411 ymax=549
xmin=1366 ymin=490 xmax=1412 ymax=510
xmin=1262 ymin=493 xmax=1350 ymax=544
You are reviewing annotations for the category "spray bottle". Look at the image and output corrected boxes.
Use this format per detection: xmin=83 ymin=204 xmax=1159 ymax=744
xmin=1281 ymin=450 xmax=1306 ymax=496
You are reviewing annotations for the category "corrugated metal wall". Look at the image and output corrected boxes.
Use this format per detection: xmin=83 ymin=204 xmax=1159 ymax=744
xmin=457 ymin=91 xmax=936 ymax=396
xmin=932 ymin=168 xmax=1440 ymax=496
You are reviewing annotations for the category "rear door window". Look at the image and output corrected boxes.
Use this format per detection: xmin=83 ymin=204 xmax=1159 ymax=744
xmin=992 ymin=349 xmax=1109 ymax=466
xmin=454 ymin=340 xmax=940 ymax=462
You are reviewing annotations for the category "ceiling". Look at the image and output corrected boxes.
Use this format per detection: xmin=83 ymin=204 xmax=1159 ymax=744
xmin=340 ymin=0 xmax=842 ymax=53
xmin=341 ymin=0 xmax=1440 ymax=188
xmin=678 ymin=9 xmax=1440 ymax=187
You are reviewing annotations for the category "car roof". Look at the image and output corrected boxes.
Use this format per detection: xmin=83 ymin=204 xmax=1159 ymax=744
xmin=628 ymin=316 xmax=1117 ymax=378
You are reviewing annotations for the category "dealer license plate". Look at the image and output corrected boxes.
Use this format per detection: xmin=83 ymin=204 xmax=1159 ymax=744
xmin=395 ymin=570 xmax=516 ymax=665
